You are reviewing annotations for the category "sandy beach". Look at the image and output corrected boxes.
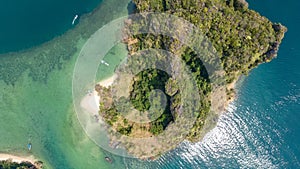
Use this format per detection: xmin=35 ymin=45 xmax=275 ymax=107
xmin=80 ymin=75 xmax=117 ymax=115
xmin=0 ymin=76 xmax=118 ymax=166
xmin=97 ymin=74 xmax=117 ymax=88
xmin=0 ymin=153 xmax=37 ymax=164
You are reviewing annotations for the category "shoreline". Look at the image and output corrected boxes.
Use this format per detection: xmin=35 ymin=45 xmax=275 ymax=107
xmin=0 ymin=153 xmax=37 ymax=165
xmin=91 ymin=73 xmax=240 ymax=159
xmin=225 ymin=78 xmax=238 ymax=109
xmin=80 ymin=75 xmax=117 ymax=115
xmin=97 ymin=74 xmax=117 ymax=88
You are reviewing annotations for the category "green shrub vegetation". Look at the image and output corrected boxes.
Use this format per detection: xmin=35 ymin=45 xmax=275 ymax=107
xmin=0 ymin=160 xmax=40 ymax=169
xmin=97 ymin=0 xmax=286 ymax=152
xmin=123 ymin=0 xmax=285 ymax=142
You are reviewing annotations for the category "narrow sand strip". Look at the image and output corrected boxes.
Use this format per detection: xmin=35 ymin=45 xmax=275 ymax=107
xmin=97 ymin=74 xmax=117 ymax=88
xmin=0 ymin=153 xmax=37 ymax=164
xmin=80 ymin=74 xmax=117 ymax=115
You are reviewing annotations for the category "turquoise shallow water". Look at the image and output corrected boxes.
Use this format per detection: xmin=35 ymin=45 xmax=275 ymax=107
xmin=0 ymin=0 xmax=300 ymax=168
xmin=0 ymin=0 xmax=132 ymax=168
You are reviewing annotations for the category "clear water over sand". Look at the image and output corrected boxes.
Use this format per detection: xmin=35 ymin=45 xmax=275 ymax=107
xmin=0 ymin=0 xmax=299 ymax=168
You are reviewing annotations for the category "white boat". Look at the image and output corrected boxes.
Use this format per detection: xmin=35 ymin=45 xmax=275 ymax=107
xmin=72 ymin=15 xmax=78 ymax=25
xmin=101 ymin=60 xmax=110 ymax=66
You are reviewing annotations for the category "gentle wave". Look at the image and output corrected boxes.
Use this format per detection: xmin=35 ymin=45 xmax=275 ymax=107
xmin=122 ymin=100 xmax=288 ymax=168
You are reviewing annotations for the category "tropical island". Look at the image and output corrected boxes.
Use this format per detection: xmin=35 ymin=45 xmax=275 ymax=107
xmin=95 ymin=0 xmax=287 ymax=159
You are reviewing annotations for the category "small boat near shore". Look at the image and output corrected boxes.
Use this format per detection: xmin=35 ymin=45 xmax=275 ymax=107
xmin=101 ymin=60 xmax=110 ymax=66
xmin=104 ymin=156 xmax=113 ymax=163
xmin=72 ymin=14 xmax=78 ymax=25
xmin=27 ymin=143 xmax=32 ymax=151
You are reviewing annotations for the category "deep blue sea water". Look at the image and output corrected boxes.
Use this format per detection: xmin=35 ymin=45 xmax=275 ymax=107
xmin=0 ymin=0 xmax=299 ymax=168
xmin=0 ymin=0 xmax=102 ymax=53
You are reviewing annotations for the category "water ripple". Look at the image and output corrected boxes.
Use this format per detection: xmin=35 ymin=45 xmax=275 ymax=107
xmin=123 ymin=98 xmax=295 ymax=168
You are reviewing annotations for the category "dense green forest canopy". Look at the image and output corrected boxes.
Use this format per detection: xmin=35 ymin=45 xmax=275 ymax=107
xmin=98 ymin=0 xmax=286 ymax=149
xmin=131 ymin=0 xmax=286 ymax=83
